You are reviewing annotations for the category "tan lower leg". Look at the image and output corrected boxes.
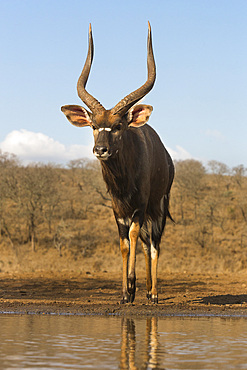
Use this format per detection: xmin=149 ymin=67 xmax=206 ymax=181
xmin=151 ymin=242 xmax=159 ymax=302
xmin=120 ymin=238 xmax=129 ymax=301
xmin=142 ymin=242 xmax=152 ymax=296
xmin=128 ymin=221 xmax=140 ymax=295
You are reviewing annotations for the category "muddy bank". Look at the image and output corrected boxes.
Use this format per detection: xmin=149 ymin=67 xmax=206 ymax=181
xmin=0 ymin=272 xmax=247 ymax=316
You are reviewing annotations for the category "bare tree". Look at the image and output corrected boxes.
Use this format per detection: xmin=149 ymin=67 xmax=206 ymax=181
xmin=0 ymin=152 xmax=22 ymax=251
xmin=11 ymin=164 xmax=61 ymax=251
xmin=232 ymin=164 xmax=246 ymax=188
xmin=175 ymin=159 xmax=206 ymax=221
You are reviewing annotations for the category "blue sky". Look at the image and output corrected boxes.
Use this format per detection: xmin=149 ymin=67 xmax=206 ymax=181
xmin=0 ymin=0 xmax=247 ymax=168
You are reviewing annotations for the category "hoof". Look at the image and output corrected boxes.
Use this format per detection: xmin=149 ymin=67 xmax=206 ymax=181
xmin=128 ymin=276 xmax=136 ymax=294
xmin=129 ymin=293 xmax=135 ymax=303
xmin=120 ymin=293 xmax=130 ymax=304
xmin=151 ymin=295 xmax=158 ymax=304
xmin=127 ymin=275 xmax=136 ymax=302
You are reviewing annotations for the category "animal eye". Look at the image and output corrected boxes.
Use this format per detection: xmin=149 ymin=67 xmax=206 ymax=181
xmin=92 ymin=125 xmax=97 ymax=130
xmin=114 ymin=124 xmax=122 ymax=131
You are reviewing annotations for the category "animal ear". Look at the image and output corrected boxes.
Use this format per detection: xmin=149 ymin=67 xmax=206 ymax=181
xmin=61 ymin=105 xmax=92 ymax=127
xmin=127 ymin=104 xmax=153 ymax=127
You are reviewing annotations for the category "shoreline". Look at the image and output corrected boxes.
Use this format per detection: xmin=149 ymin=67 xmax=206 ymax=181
xmin=0 ymin=271 xmax=247 ymax=317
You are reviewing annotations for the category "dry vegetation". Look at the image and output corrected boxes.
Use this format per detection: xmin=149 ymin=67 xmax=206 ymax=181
xmin=0 ymin=150 xmax=247 ymax=274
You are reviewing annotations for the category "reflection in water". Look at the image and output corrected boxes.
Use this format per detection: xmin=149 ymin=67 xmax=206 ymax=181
xmin=1 ymin=314 xmax=247 ymax=369
xmin=120 ymin=317 xmax=159 ymax=369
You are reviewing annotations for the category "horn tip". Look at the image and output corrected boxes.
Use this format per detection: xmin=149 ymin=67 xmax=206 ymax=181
xmin=89 ymin=23 xmax=92 ymax=33
xmin=148 ymin=21 xmax=151 ymax=31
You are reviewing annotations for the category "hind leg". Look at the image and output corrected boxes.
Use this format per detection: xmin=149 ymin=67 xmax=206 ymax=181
xmin=142 ymin=242 xmax=152 ymax=299
xmin=150 ymin=240 xmax=160 ymax=303
xmin=140 ymin=223 xmax=152 ymax=299
xmin=151 ymin=196 xmax=168 ymax=303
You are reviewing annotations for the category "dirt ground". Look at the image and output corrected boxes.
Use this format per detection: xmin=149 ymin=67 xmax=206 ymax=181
xmin=0 ymin=271 xmax=247 ymax=317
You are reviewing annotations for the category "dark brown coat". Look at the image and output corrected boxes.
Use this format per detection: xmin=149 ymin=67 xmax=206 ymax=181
xmin=61 ymin=23 xmax=174 ymax=303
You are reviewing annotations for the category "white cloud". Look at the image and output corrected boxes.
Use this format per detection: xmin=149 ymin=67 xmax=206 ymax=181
xmin=0 ymin=129 xmax=193 ymax=165
xmin=0 ymin=129 xmax=94 ymax=164
xmin=167 ymin=145 xmax=193 ymax=161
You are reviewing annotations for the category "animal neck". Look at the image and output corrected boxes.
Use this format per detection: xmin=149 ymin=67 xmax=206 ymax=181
xmin=100 ymin=135 xmax=138 ymax=199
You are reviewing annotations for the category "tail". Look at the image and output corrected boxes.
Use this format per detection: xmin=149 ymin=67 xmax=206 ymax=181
xmin=167 ymin=208 xmax=175 ymax=223
xmin=164 ymin=194 xmax=175 ymax=224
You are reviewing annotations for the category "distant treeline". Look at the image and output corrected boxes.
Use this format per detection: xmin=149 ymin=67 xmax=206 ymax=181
xmin=0 ymin=150 xmax=247 ymax=270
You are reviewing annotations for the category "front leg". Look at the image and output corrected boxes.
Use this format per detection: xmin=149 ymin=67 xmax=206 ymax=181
xmin=128 ymin=219 xmax=140 ymax=303
xmin=120 ymin=237 xmax=130 ymax=303
xmin=116 ymin=210 xmax=143 ymax=303
xmin=151 ymin=241 xmax=160 ymax=304
xmin=116 ymin=217 xmax=131 ymax=303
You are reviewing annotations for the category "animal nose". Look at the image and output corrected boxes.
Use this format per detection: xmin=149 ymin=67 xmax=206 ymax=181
xmin=94 ymin=146 xmax=109 ymax=156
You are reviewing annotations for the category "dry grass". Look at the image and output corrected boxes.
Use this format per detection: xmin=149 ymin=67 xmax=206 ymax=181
xmin=0 ymin=158 xmax=247 ymax=274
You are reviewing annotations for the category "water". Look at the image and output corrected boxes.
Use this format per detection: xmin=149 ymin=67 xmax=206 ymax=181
xmin=0 ymin=315 xmax=247 ymax=369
